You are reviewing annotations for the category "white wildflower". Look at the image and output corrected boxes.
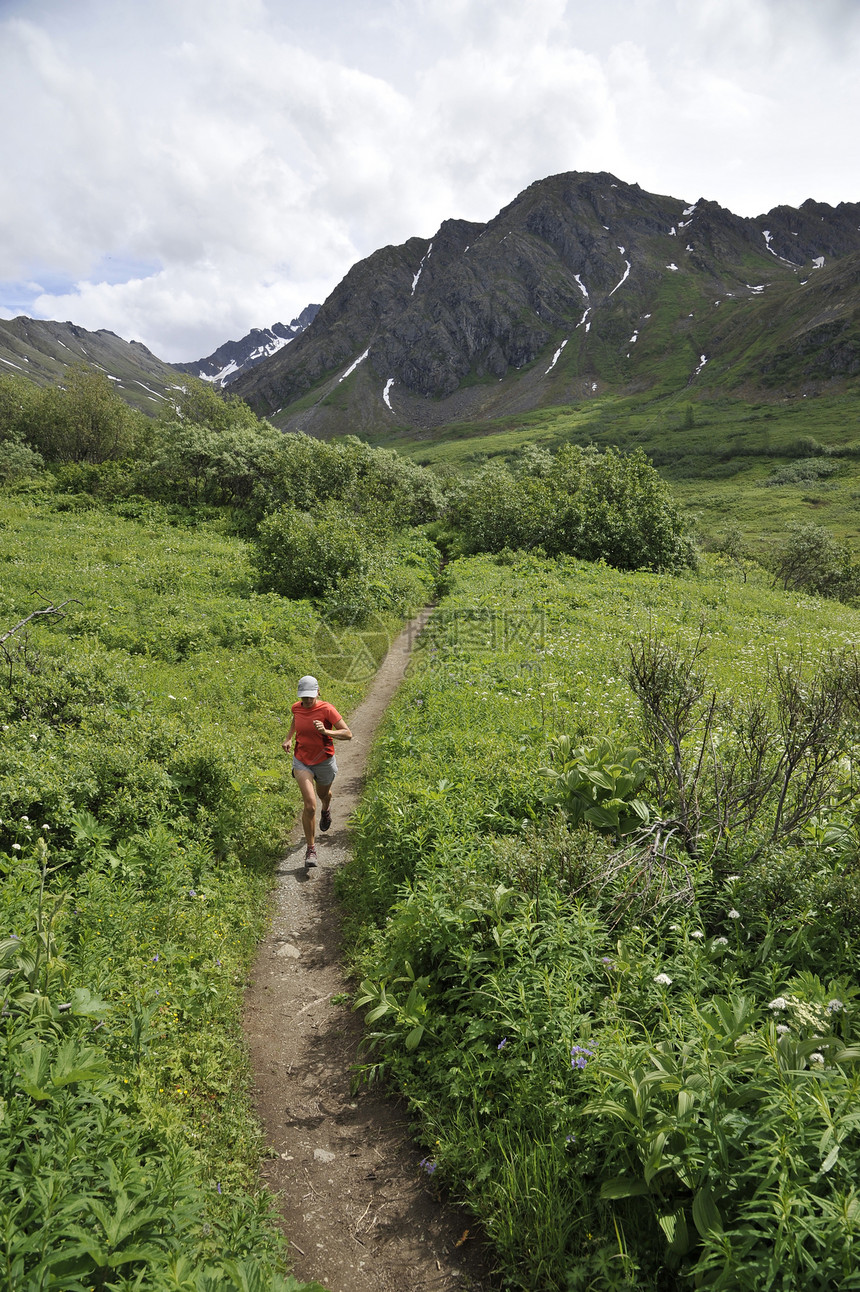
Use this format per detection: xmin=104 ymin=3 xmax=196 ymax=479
xmin=12 ymin=843 xmax=21 ymax=851
xmin=768 ymin=997 xmax=788 ymax=1011
xmin=810 ymin=1052 xmax=825 ymax=1065
xmin=713 ymin=937 xmax=729 ymax=946
xmin=827 ymin=999 xmax=844 ymax=1013
xmin=690 ymin=930 xmax=705 ymax=939
xmin=777 ymin=1024 xmax=790 ymax=1035
xmin=728 ymin=909 xmax=741 ymax=920
xmin=653 ymin=973 xmax=673 ymax=986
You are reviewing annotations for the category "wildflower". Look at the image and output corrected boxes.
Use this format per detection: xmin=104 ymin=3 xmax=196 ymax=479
xmin=41 ymin=824 xmax=50 ymax=831
xmin=419 ymin=1157 xmax=437 ymax=1175
xmin=810 ymin=1052 xmax=825 ymax=1065
xmin=565 ymin=1134 xmax=577 ymax=1144
xmin=827 ymin=999 xmax=844 ymax=1013
xmin=571 ymin=1045 xmax=595 ymax=1070
xmin=188 ymin=889 xmax=197 ymax=897
xmin=725 ymin=875 xmax=740 ymax=882
xmin=653 ymin=973 xmax=673 ymax=986
xmin=153 ymin=954 xmax=159 ymax=962
xmin=29 ymin=734 xmax=37 ymax=741
xmin=690 ymin=930 xmax=705 ymax=939
xmin=497 ymin=1038 xmax=508 ymax=1050
xmin=20 ymin=816 xmax=28 ymax=823
xmin=601 ymin=956 xmax=616 ymax=968
xmin=728 ymin=909 xmax=740 ymax=920
xmin=768 ymin=997 xmax=788 ymax=1011
xmin=12 ymin=843 xmax=21 ymax=851
xmin=712 ymin=937 xmax=729 ymax=946
xmin=777 ymin=1024 xmax=790 ymax=1034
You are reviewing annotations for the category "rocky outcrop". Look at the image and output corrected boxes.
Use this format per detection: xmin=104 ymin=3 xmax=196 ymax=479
xmin=172 ymin=306 xmax=320 ymax=387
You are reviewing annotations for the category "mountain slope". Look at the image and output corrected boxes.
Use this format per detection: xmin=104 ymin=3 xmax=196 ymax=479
xmin=230 ymin=172 xmax=860 ymax=437
xmin=172 ymin=306 xmax=320 ymax=387
xmin=0 ymin=317 xmax=183 ymax=413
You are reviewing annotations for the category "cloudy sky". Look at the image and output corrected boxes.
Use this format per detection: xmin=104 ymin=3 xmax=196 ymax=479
xmin=1 ymin=0 xmax=858 ymax=361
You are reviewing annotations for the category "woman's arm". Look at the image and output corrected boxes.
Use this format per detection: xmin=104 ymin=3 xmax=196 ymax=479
xmin=281 ymin=718 xmax=296 ymax=753
xmin=314 ymin=717 xmax=352 ymax=740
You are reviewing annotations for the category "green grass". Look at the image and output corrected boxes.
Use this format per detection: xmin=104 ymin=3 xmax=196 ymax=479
xmin=338 ymin=550 xmax=860 ymax=1290
xmin=0 ymin=493 xmax=393 ymax=1291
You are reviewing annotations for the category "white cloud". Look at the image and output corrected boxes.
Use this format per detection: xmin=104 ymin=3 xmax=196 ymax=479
xmin=1 ymin=0 xmax=859 ymax=358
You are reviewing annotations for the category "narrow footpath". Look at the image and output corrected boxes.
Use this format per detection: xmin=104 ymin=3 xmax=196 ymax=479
xmin=243 ymin=609 xmax=492 ymax=1292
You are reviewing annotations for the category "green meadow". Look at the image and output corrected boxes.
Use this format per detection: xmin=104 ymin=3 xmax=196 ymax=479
xmin=341 ymin=551 xmax=860 ymax=1290
xmin=0 ymin=494 xmax=385 ymax=1292
xmin=375 ymin=389 xmax=860 ymax=549
xmin=4 ymin=363 xmax=860 ymax=1290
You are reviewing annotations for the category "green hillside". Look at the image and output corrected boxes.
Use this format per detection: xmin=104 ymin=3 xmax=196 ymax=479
xmin=4 ymin=344 xmax=860 ymax=1290
xmin=341 ymin=550 xmax=860 ymax=1291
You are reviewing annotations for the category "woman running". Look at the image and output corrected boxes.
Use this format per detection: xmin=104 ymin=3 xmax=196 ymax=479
xmin=283 ymin=675 xmax=352 ymax=867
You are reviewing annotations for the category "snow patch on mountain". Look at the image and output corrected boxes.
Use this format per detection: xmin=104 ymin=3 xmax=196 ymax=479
xmin=608 ymin=254 xmax=632 ymax=296
xmin=545 ymin=339 xmax=568 ymax=374
xmin=412 ymin=243 xmax=434 ymax=295
xmin=339 ymin=349 xmax=369 ymax=383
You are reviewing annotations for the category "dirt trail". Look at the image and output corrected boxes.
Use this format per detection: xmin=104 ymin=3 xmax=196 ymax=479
xmin=243 ymin=610 xmax=492 ymax=1292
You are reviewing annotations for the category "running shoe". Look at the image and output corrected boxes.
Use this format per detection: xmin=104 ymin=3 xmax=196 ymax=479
xmin=319 ymin=808 xmax=332 ymax=832
xmin=304 ymin=845 xmax=318 ymax=867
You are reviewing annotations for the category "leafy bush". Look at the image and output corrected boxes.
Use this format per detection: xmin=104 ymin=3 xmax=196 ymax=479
xmin=445 ymin=446 xmax=695 ymax=572
xmin=759 ymin=457 xmax=839 ymax=487
xmin=770 ymin=522 xmax=860 ymax=601
xmin=19 ymin=365 xmax=148 ymax=464
xmin=253 ymin=509 xmax=438 ymax=624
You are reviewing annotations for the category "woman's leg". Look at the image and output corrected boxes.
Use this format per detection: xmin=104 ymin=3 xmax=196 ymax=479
xmin=318 ymin=777 xmax=333 ymax=827
xmin=294 ymin=768 xmax=318 ymax=851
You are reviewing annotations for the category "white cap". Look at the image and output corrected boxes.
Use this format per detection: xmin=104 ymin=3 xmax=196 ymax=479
xmin=297 ymin=675 xmax=319 ymax=697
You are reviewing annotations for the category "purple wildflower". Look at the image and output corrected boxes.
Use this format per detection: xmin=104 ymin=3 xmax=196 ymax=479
xmin=497 ymin=1037 xmax=508 ymax=1050
xmin=571 ymin=1045 xmax=595 ymax=1071
xmin=419 ymin=1157 xmax=438 ymax=1175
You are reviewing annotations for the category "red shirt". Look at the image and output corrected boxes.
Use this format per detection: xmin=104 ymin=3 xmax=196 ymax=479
xmin=291 ymin=699 xmax=342 ymax=765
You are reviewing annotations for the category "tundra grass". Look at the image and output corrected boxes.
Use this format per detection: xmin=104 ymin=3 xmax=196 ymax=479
xmin=340 ymin=551 xmax=860 ymax=1290
xmin=0 ymin=494 xmax=385 ymax=1291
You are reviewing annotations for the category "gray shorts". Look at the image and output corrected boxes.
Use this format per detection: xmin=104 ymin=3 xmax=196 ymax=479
xmin=292 ymin=754 xmax=338 ymax=786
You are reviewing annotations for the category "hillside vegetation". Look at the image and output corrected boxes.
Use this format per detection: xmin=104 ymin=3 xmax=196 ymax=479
xmin=4 ymin=356 xmax=860 ymax=1290
xmin=340 ymin=552 xmax=860 ymax=1291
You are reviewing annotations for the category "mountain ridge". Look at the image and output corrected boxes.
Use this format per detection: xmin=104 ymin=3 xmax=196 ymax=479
xmin=172 ymin=305 xmax=320 ymax=387
xmin=229 ymin=171 xmax=860 ymax=437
